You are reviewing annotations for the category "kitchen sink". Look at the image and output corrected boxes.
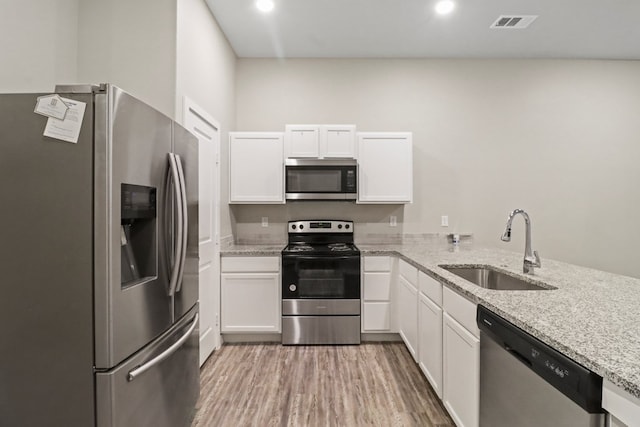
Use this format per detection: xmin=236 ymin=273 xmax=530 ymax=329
xmin=439 ymin=265 xmax=555 ymax=291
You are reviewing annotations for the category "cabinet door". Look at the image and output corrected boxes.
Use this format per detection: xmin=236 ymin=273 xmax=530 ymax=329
xmin=357 ymin=132 xmax=413 ymax=204
xmin=363 ymin=271 xmax=391 ymax=301
xmin=229 ymin=132 xmax=284 ymax=203
xmin=443 ymin=312 xmax=480 ymax=427
xmin=419 ymin=294 xmax=443 ymax=398
xmin=221 ymin=273 xmax=280 ymax=332
xmin=398 ymin=275 xmax=418 ymax=361
xmin=603 ymin=379 xmax=640 ymax=427
xmin=362 ymin=302 xmax=391 ymax=331
xmin=321 ymin=125 xmax=356 ymax=158
xmin=285 ymin=125 xmax=320 ymax=158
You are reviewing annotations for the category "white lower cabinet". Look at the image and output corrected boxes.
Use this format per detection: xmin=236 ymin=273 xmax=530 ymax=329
xmin=418 ymin=270 xmax=443 ymax=398
xmin=220 ymin=257 xmax=280 ymax=333
xmin=419 ymin=293 xmax=443 ymax=398
xmin=443 ymin=288 xmax=480 ymax=427
xmin=363 ymin=302 xmax=391 ymax=331
xmin=362 ymin=256 xmax=393 ymax=332
xmin=397 ymin=261 xmax=418 ymax=361
xmin=603 ymin=379 xmax=640 ymax=427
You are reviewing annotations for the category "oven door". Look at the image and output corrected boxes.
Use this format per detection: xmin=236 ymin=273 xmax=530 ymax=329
xmin=282 ymin=254 xmax=360 ymax=299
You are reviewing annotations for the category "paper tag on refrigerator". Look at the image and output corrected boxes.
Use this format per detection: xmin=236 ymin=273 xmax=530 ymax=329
xmin=34 ymin=94 xmax=70 ymax=120
xmin=43 ymin=97 xmax=86 ymax=144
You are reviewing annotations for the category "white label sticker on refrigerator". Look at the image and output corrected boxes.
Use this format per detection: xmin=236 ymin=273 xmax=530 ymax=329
xmin=43 ymin=97 xmax=86 ymax=144
xmin=34 ymin=94 xmax=70 ymax=120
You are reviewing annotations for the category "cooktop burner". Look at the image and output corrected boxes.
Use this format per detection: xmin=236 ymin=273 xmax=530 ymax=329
xmin=282 ymin=220 xmax=360 ymax=256
xmin=328 ymin=243 xmax=354 ymax=252
xmin=285 ymin=243 xmax=315 ymax=252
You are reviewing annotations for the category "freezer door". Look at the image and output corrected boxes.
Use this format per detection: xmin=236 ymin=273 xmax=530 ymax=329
xmin=94 ymin=85 xmax=174 ymax=369
xmin=96 ymin=306 xmax=199 ymax=427
xmin=172 ymin=123 xmax=199 ymax=320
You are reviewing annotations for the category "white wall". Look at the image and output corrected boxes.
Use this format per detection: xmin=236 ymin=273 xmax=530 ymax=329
xmin=235 ymin=59 xmax=640 ymax=278
xmin=0 ymin=0 xmax=78 ymax=92
xmin=176 ymin=0 xmax=236 ymax=239
xmin=76 ymin=0 xmax=177 ymax=118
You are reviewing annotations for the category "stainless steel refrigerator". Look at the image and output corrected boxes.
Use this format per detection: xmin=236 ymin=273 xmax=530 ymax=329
xmin=0 ymin=84 xmax=199 ymax=427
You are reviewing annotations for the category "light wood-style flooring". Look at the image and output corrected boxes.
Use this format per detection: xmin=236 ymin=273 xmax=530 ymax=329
xmin=193 ymin=342 xmax=455 ymax=426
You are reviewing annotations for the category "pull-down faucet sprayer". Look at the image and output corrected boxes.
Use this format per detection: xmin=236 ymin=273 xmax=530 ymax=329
xmin=501 ymin=209 xmax=541 ymax=274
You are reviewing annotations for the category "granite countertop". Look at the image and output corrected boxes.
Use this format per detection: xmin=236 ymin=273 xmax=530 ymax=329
xmin=221 ymin=243 xmax=284 ymax=256
xmin=222 ymin=241 xmax=640 ymax=399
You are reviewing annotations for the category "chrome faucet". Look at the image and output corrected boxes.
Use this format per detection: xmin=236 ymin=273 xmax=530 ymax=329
xmin=501 ymin=209 xmax=541 ymax=274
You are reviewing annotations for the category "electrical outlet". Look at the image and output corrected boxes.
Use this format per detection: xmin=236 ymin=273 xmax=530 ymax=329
xmin=215 ymin=313 xmax=219 ymax=327
xmin=261 ymin=217 xmax=268 ymax=227
xmin=441 ymin=215 xmax=449 ymax=227
xmin=390 ymin=216 xmax=397 ymax=227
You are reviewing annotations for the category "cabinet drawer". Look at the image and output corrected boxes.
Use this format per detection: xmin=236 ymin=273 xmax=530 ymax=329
xmin=419 ymin=271 xmax=442 ymax=306
xmin=443 ymin=287 xmax=479 ymax=338
xmin=399 ymin=259 xmax=418 ymax=285
xmin=363 ymin=256 xmax=391 ymax=272
xmin=363 ymin=272 xmax=391 ymax=301
xmin=221 ymin=256 xmax=279 ymax=273
xmin=362 ymin=302 xmax=391 ymax=331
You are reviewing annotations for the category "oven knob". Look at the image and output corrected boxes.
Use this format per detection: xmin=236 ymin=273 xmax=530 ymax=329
xmin=345 ymin=224 xmax=350 ymax=229
xmin=292 ymin=224 xmax=296 ymax=230
xmin=289 ymin=284 xmax=297 ymax=292
xmin=299 ymin=225 xmax=304 ymax=230
xmin=338 ymin=224 xmax=343 ymax=229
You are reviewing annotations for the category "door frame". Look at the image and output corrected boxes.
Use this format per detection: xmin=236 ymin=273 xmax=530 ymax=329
xmin=181 ymin=96 xmax=221 ymax=365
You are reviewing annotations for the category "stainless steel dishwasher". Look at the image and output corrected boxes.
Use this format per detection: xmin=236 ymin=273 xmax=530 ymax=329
xmin=477 ymin=305 xmax=605 ymax=427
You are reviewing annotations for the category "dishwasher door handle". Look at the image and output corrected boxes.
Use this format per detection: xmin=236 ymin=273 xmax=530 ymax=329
xmin=505 ymin=344 xmax=533 ymax=367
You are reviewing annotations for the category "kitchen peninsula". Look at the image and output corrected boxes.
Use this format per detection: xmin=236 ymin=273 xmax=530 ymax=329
xmin=221 ymin=237 xmax=640 ymax=425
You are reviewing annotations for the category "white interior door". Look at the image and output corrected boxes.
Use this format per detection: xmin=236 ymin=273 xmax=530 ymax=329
xmin=182 ymin=97 xmax=221 ymax=366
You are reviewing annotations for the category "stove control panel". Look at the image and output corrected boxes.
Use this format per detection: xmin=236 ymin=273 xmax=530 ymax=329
xmin=288 ymin=220 xmax=353 ymax=233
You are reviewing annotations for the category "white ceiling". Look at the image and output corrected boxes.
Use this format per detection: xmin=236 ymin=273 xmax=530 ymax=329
xmin=205 ymin=0 xmax=640 ymax=59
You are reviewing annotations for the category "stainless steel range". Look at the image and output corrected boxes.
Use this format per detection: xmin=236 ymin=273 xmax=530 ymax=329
xmin=282 ymin=220 xmax=361 ymax=345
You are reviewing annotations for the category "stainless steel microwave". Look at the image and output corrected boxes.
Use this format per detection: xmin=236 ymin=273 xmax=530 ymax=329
xmin=285 ymin=159 xmax=357 ymax=200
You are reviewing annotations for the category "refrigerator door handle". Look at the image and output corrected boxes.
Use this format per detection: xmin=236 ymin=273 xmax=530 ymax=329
xmin=167 ymin=153 xmax=184 ymax=297
xmin=126 ymin=313 xmax=198 ymax=382
xmin=174 ymin=154 xmax=188 ymax=293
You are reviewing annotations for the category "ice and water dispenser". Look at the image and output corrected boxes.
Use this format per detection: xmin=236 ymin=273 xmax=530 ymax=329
xmin=121 ymin=183 xmax=157 ymax=287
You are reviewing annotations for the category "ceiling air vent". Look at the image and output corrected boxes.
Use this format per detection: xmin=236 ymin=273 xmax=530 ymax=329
xmin=490 ymin=15 xmax=538 ymax=29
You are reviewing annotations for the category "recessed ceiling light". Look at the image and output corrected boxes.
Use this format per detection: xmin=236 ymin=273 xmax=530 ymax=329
xmin=435 ymin=0 xmax=455 ymax=15
xmin=256 ymin=0 xmax=274 ymax=13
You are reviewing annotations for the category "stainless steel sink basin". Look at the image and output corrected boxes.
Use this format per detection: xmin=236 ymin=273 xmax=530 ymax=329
xmin=439 ymin=265 xmax=555 ymax=291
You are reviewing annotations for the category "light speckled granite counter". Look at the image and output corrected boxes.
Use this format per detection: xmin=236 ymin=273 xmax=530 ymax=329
xmin=222 ymin=241 xmax=640 ymax=399
xmin=220 ymin=243 xmax=284 ymax=256
xmin=359 ymin=242 xmax=640 ymax=400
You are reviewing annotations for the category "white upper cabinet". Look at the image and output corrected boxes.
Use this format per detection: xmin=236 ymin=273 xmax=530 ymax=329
xmin=285 ymin=124 xmax=356 ymax=159
xmin=357 ymin=132 xmax=413 ymax=204
xmin=285 ymin=125 xmax=320 ymax=158
xmin=229 ymin=132 xmax=284 ymax=204
xmin=321 ymin=125 xmax=357 ymax=158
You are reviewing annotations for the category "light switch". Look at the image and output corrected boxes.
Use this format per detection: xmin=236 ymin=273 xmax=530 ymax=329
xmin=441 ymin=215 xmax=449 ymax=227
xmin=261 ymin=217 xmax=269 ymax=227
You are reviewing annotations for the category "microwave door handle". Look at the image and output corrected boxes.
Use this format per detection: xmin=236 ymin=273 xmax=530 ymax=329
xmin=167 ymin=153 xmax=183 ymax=297
xmin=174 ymin=154 xmax=188 ymax=293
